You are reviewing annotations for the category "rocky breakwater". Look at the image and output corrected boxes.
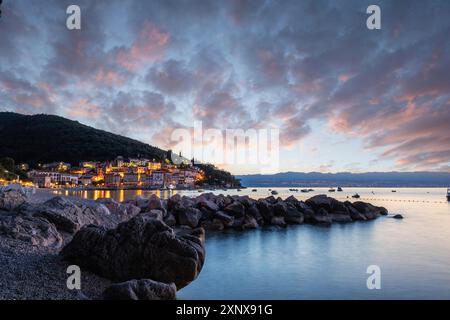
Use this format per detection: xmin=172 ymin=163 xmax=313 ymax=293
xmin=0 ymin=186 xmax=388 ymax=300
xmin=0 ymin=186 xmax=205 ymax=300
xmin=154 ymin=192 xmax=388 ymax=231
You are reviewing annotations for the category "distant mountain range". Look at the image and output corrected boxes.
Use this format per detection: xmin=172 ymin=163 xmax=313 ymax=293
xmin=237 ymin=172 xmax=450 ymax=187
xmin=0 ymin=112 xmax=166 ymax=166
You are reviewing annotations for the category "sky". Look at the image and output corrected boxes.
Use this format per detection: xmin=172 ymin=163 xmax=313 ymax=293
xmin=0 ymin=0 xmax=449 ymax=175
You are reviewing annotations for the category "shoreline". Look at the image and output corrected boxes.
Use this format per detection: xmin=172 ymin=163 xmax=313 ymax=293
xmin=1 ymin=186 xmax=394 ymax=300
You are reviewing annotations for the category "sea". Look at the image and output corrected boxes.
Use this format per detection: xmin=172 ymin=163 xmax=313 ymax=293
xmin=42 ymin=187 xmax=450 ymax=299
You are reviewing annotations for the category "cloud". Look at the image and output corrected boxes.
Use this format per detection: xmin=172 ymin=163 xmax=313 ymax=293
xmin=115 ymin=22 xmax=170 ymax=71
xmin=146 ymin=59 xmax=194 ymax=95
xmin=1 ymin=0 xmax=449 ymax=172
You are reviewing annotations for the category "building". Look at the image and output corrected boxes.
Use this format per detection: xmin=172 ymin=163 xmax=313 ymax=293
xmin=28 ymin=171 xmax=78 ymax=186
xmin=129 ymin=158 xmax=150 ymax=167
xmin=123 ymin=172 xmax=139 ymax=186
xmin=105 ymin=173 xmax=121 ymax=187
xmin=79 ymin=174 xmax=94 ymax=186
xmin=148 ymin=162 xmax=162 ymax=171
xmin=57 ymin=173 xmax=79 ymax=186
xmin=151 ymin=171 xmax=165 ymax=187
xmin=32 ymin=176 xmax=52 ymax=188
xmin=115 ymin=156 xmax=125 ymax=168
xmin=42 ymin=162 xmax=71 ymax=172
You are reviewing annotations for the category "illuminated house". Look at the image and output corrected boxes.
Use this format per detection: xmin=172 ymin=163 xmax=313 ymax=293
xmin=28 ymin=171 xmax=78 ymax=186
xmin=42 ymin=162 xmax=71 ymax=172
xmin=32 ymin=175 xmax=52 ymax=188
xmin=148 ymin=162 xmax=162 ymax=171
xmin=115 ymin=156 xmax=125 ymax=168
xmin=151 ymin=171 xmax=165 ymax=186
xmin=79 ymin=174 xmax=94 ymax=186
xmin=105 ymin=173 xmax=121 ymax=187
xmin=123 ymin=172 xmax=139 ymax=186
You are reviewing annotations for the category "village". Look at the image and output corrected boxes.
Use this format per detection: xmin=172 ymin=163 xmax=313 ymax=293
xmin=25 ymin=156 xmax=206 ymax=190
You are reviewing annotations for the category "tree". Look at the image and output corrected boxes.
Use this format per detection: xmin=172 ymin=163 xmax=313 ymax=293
xmin=0 ymin=157 xmax=15 ymax=172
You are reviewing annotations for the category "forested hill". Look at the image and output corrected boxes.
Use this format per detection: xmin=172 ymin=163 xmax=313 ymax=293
xmin=0 ymin=112 xmax=166 ymax=166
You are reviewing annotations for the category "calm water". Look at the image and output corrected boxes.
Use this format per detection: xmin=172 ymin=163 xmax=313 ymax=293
xmin=47 ymin=187 xmax=450 ymax=299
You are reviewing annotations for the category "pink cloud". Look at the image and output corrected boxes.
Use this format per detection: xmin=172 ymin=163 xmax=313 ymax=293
xmin=67 ymin=99 xmax=101 ymax=119
xmin=116 ymin=22 xmax=170 ymax=71
xmin=95 ymin=68 xmax=126 ymax=86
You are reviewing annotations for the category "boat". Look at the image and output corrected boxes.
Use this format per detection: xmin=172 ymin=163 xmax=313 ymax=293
xmin=308 ymin=189 xmax=314 ymax=192
xmin=271 ymin=190 xmax=278 ymax=195
xmin=328 ymin=188 xmax=336 ymax=192
xmin=337 ymin=187 xmax=343 ymax=192
xmin=198 ymin=189 xmax=204 ymax=193
xmin=301 ymin=189 xmax=309 ymax=193
xmin=252 ymin=189 xmax=257 ymax=192
xmin=237 ymin=189 xmax=242 ymax=192
xmin=447 ymin=188 xmax=450 ymax=201
xmin=391 ymin=190 xmax=397 ymax=192
xmin=352 ymin=193 xmax=360 ymax=199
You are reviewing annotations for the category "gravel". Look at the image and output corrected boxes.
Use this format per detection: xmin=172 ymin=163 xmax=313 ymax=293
xmin=0 ymin=235 xmax=112 ymax=300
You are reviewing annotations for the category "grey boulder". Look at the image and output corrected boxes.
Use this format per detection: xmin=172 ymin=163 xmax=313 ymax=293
xmin=102 ymin=279 xmax=177 ymax=300
xmin=62 ymin=213 xmax=205 ymax=289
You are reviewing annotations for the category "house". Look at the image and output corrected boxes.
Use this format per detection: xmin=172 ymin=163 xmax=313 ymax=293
xmin=28 ymin=171 xmax=78 ymax=186
xmin=151 ymin=171 xmax=165 ymax=186
xmin=123 ymin=172 xmax=139 ymax=186
xmin=58 ymin=173 xmax=79 ymax=186
xmin=42 ymin=162 xmax=71 ymax=172
xmin=79 ymin=174 xmax=94 ymax=186
xmin=105 ymin=173 xmax=121 ymax=187
xmin=32 ymin=176 xmax=52 ymax=188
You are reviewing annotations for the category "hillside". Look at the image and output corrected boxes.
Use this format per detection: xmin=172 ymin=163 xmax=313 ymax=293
xmin=0 ymin=112 xmax=167 ymax=166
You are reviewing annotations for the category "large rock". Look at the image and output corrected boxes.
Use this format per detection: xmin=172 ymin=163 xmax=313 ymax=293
xmin=224 ymin=201 xmax=245 ymax=218
xmin=0 ymin=189 xmax=28 ymax=211
xmin=306 ymin=195 xmax=346 ymax=213
xmin=213 ymin=211 xmax=234 ymax=227
xmin=163 ymin=212 xmax=177 ymax=226
xmin=273 ymin=202 xmax=288 ymax=216
xmin=201 ymin=219 xmax=225 ymax=231
xmin=256 ymin=200 xmax=274 ymax=223
xmin=134 ymin=196 xmax=150 ymax=210
xmin=177 ymin=207 xmax=202 ymax=228
xmin=243 ymin=215 xmax=259 ymax=229
xmin=329 ymin=213 xmax=352 ymax=223
xmin=33 ymin=197 xmax=85 ymax=234
xmin=34 ymin=197 xmax=114 ymax=234
xmin=0 ymin=211 xmax=62 ymax=248
xmin=246 ymin=205 xmax=263 ymax=224
xmin=146 ymin=195 xmax=165 ymax=212
xmin=270 ymin=216 xmax=287 ymax=227
xmin=102 ymin=279 xmax=176 ymax=300
xmin=308 ymin=208 xmax=332 ymax=226
xmin=351 ymin=201 xmax=388 ymax=220
xmin=345 ymin=202 xmax=367 ymax=221
xmin=197 ymin=198 xmax=219 ymax=213
xmin=167 ymin=194 xmax=182 ymax=211
xmin=284 ymin=203 xmax=304 ymax=224
xmin=62 ymin=214 xmax=205 ymax=289
xmin=96 ymin=198 xmax=140 ymax=222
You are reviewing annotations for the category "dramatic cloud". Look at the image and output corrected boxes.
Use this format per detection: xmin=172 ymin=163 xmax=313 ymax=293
xmin=0 ymin=0 xmax=449 ymax=172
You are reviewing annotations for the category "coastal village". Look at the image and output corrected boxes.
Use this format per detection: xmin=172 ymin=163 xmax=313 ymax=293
xmin=9 ymin=156 xmax=206 ymax=190
xmin=28 ymin=156 xmax=205 ymax=189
